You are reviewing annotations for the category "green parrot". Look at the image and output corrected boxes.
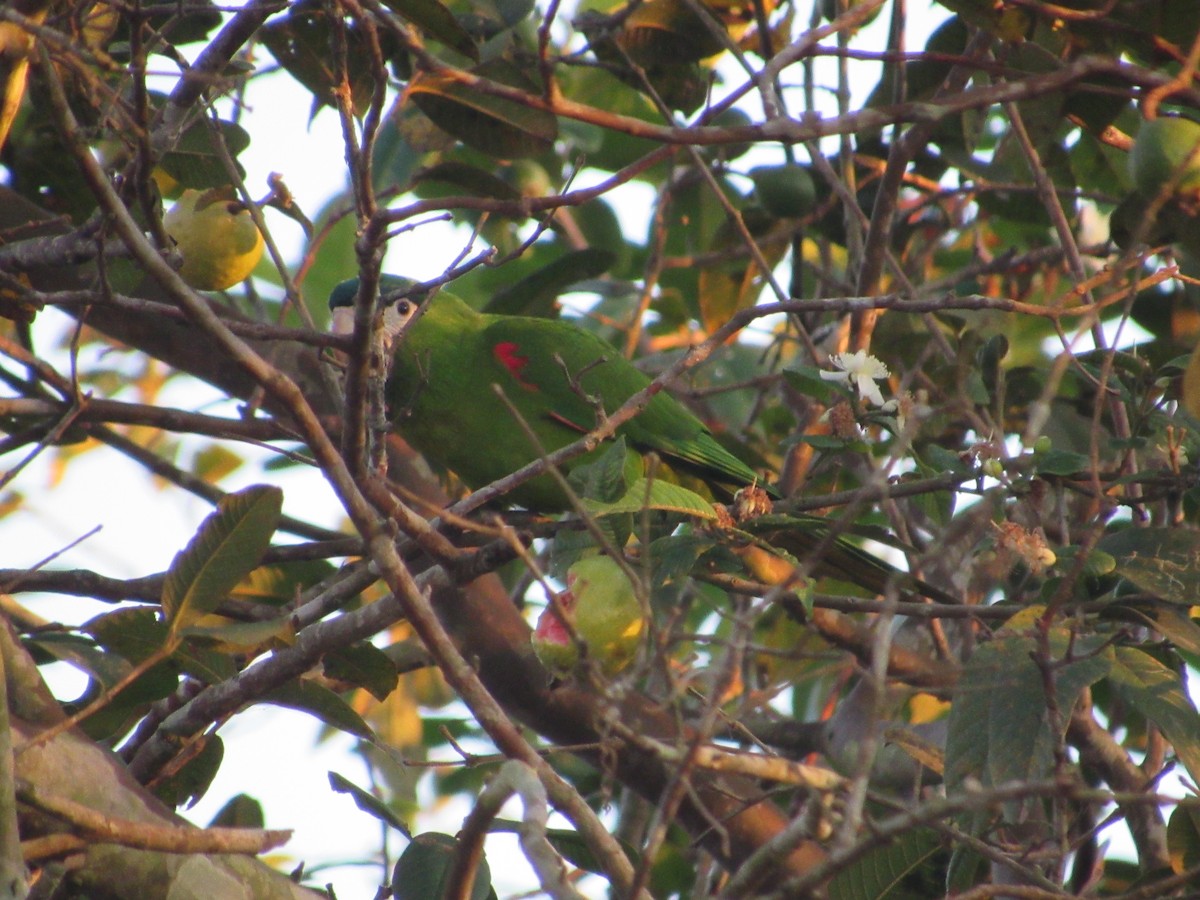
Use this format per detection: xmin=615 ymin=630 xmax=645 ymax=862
xmin=329 ymin=275 xmax=775 ymax=511
xmin=329 ymin=276 xmax=957 ymax=603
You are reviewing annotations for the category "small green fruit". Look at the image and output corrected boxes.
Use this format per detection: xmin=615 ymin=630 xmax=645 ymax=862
xmin=163 ymin=187 xmax=264 ymax=291
xmin=749 ymin=164 xmax=817 ymax=218
xmin=703 ymin=108 xmax=753 ymax=163
xmin=532 ymin=555 xmax=644 ymax=676
xmin=1129 ymin=117 xmax=1200 ymax=200
xmin=1108 ymin=190 xmax=1181 ymax=249
xmin=504 ymin=159 xmax=553 ymax=199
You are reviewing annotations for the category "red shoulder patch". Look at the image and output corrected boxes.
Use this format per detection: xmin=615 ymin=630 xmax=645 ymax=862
xmin=494 ymin=341 xmax=538 ymax=391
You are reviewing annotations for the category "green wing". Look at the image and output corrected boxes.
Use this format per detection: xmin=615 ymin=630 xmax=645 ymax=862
xmin=481 ymin=315 xmax=769 ymax=493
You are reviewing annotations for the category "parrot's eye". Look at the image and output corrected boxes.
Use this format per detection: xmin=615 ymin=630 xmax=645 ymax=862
xmin=380 ymin=298 xmax=417 ymax=337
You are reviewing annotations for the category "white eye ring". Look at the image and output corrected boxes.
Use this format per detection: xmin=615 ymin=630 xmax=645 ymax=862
xmin=380 ymin=297 xmax=418 ymax=338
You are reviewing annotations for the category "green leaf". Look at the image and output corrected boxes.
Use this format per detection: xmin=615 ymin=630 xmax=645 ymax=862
xmin=260 ymin=5 xmax=403 ymax=117
xmin=648 ymin=532 xmax=716 ymax=587
xmin=750 ymin=164 xmax=817 ymax=219
xmin=79 ymin=611 xmax=181 ymax=723
xmin=208 ymin=794 xmax=265 ymax=829
xmin=1167 ymin=800 xmax=1200 ymax=873
xmin=172 ymin=638 xmax=238 ymax=684
xmin=745 ymin=513 xmax=915 ymax=556
xmin=263 ymin=679 xmax=374 ymax=739
xmin=945 ymin=632 xmax=1110 ymax=824
xmin=557 ymin=67 xmax=662 ymax=175
xmin=380 ymin=0 xmax=478 ymax=60
xmin=1114 ymin=604 xmax=1200 ymax=656
xmin=617 ymin=0 xmax=727 ymax=66
xmin=485 ymin=248 xmax=617 ymax=317
xmin=656 ymin=174 xmax=740 ymax=308
xmin=1053 ymin=544 xmax=1116 ymax=579
xmin=544 ymin=827 xmax=609 ymax=873
xmin=151 ymin=735 xmax=224 ymax=809
xmin=162 ymin=485 xmax=283 ymax=634
xmin=179 ymin=615 xmax=294 ymax=648
xmin=583 ymin=477 xmax=718 ymax=519
xmin=827 ymin=827 xmax=943 ymax=900
xmin=647 ymin=835 xmax=696 ymax=895
xmin=190 ymin=443 xmax=244 ymax=483
xmin=491 ymin=821 xmax=639 ymax=875
xmin=696 ymin=211 xmax=785 ymax=333
xmin=1034 ymin=449 xmax=1091 ymax=477
xmin=85 ymin=607 xmax=169 ymax=665
xmin=571 ymin=199 xmax=633 ymax=274
xmin=302 ymin=197 xmax=361 ymax=316
xmin=486 ymin=0 xmax=536 ymax=27
xmin=392 ymin=832 xmax=493 ymax=900
xmin=781 ymin=366 xmax=841 ymax=406
xmin=22 ymin=633 xmax=132 ymax=692
xmin=1064 ymin=73 xmax=1133 ymax=136
xmin=1002 ymin=42 xmax=1067 ymax=154
xmin=1070 ymin=127 xmax=1133 ymax=197
xmin=330 ymin=771 xmax=411 ymax=836
xmin=1108 ymin=647 xmax=1200 ymax=787
xmin=143 ymin=0 xmax=222 ymax=45
xmin=370 ymin=109 xmax=424 ymax=198
xmin=410 ymin=59 xmax=557 ymax=159
xmin=231 ymin=559 xmax=337 ymax=604
xmin=902 ymin=467 xmax=955 ymax=529
xmin=74 ymin=620 xmax=182 ymax=739
xmin=917 ymin=442 xmax=971 ymax=475
xmin=412 ymin=161 xmax=521 ymax=202
xmin=794 ymin=433 xmax=861 ymax=451
xmin=569 ymin=437 xmax=634 ymax=504
xmin=324 ymin=642 xmax=400 ymax=701
xmin=945 ymin=843 xmax=985 ymax=895
xmin=158 ymin=119 xmax=251 ymax=191
xmin=1097 ymin=527 xmax=1200 ymax=605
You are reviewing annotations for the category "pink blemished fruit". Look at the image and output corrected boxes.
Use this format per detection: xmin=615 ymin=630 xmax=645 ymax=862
xmin=532 ymin=556 xmax=644 ymax=676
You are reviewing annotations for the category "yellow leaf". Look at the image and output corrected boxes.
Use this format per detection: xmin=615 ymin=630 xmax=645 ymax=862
xmin=1182 ymin=341 xmax=1200 ymax=418
xmin=998 ymin=604 xmax=1047 ymax=633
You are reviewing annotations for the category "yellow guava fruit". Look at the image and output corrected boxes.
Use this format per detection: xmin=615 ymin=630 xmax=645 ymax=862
xmin=163 ymin=187 xmax=264 ymax=291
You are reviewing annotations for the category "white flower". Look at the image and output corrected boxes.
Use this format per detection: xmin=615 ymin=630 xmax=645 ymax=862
xmin=819 ymin=351 xmax=890 ymax=407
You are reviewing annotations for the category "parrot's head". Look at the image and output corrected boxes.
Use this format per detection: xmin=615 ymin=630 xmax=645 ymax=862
xmin=328 ymin=275 xmax=428 ymax=339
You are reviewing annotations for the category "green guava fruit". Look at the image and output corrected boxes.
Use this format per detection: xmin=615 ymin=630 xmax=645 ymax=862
xmin=532 ymin=555 xmax=644 ymax=676
xmin=1129 ymin=116 xmax=1200 ymax=200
